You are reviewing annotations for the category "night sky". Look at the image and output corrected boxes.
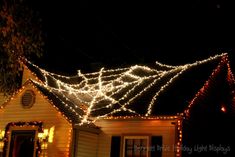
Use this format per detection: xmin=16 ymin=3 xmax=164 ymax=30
xmin=30 ymin=0 xmax=235 ymax=75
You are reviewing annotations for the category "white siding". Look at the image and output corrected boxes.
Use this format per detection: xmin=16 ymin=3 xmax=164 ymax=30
xmin=21 ymin=64 xmax=39 ymax=85
xmin=95 ymin=119 xmax=177 ymax=157
xmin=76 ymin=131 xmax=98 ymax=157
xmin=0 ymin=83 xmax=72 ymax=157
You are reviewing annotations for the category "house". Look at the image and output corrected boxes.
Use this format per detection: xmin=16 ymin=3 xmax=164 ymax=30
xmin=0 ymin=53 xmax=234 ymax=157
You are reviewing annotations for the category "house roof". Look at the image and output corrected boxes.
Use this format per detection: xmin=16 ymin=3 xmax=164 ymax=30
xmin=30 ymin=80 xmax=85 ymax=123
xmin=0 ymin=79 xmax=84 ymax=124
xmin=21 ymin=53 xmax=235 ymax=124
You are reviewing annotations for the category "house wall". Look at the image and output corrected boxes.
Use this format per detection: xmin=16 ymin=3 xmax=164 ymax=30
xmin=0 ymin=93 xmax=8 ymax=106
xmin=0 ymin=83 xmax=72 ymax=157
xmin=75 ymin=130 xmax=98 ymax=157
xmin=95 ymin=119 xmax=177 ymax=157
xmin=21 ymin=64 xmax=39 ymax=85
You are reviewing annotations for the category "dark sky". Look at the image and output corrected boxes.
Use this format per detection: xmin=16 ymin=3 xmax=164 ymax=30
xmin=30 ymin=0 xmax=235 ymax=74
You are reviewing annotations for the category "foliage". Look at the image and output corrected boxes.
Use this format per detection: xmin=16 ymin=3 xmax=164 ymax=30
xmin=0 ymin=0 xmax=44 ymax=95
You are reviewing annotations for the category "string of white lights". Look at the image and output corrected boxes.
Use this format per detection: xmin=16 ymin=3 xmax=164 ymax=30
xmin=146 ymin=68 xmax=186 ymax=116
xmin=32 ymin=80 xmax=83 ymax=119
xmin=26 ymin=53 xmax=226 ymax=125
xmin=91 ymin=68 xmax=182 ymax=121
xmin=155 ymin=61 xmax=179 ymax=69
xmin=91 ymin=75 xmax=159 ymax=112
xmin=146 ymin=53 xmax=227 ymax=115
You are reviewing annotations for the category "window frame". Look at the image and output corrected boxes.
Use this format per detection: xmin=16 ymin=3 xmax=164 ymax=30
xmin=122 ymin=135 xmax=150 ymax=157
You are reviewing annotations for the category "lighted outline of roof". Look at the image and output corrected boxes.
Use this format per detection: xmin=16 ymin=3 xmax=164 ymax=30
xmin=20 ymin=54 xmax=235 ymax=122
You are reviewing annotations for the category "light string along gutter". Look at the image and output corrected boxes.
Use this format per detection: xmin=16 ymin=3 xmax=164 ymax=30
xmin=32 ymin=80 xmax=83 ymax=118
xmin=184 ymin=54 xmax=235 ymax=117
xmin=146 ymin=53 xmax=227 ymax=116
xmin=26 ymin=53 xmax=227 ymax=125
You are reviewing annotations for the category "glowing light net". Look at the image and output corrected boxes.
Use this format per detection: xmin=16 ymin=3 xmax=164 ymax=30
xmin=27 ymin=53 xmax=226 ymax=125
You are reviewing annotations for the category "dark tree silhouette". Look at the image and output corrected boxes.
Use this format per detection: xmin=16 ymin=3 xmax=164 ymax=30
xmin=0 ymin=0 xmax=44 ymax=95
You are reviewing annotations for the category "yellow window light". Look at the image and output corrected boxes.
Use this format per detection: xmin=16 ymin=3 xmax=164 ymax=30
xmin=48 ymin=126 xmax=55 ymax=143
xmin=0 ymin=130 xmax=5 ymax=140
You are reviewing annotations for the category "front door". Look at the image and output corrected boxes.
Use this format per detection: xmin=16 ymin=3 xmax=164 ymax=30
xmin=8 ymin=130 xmax=36 ymax=157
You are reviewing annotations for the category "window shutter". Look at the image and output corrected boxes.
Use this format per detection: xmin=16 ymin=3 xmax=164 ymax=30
xmin=151 ymin=136 xmax=162 ymax=157
xmin=110 ymin=136 xmax=121 ymax=157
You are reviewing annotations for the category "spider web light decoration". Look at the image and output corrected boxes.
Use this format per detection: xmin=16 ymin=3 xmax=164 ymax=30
xmin=28 ymin=53 xmax=226 ymax=125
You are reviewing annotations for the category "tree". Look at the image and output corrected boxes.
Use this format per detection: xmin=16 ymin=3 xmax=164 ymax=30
xmin=0 ymin=0 xmax=44 ymax=95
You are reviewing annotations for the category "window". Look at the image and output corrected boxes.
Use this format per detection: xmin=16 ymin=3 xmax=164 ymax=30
xmin=110 ymin=135 xmax=162 ymax=157
xmin=123 ymin=136 xmax=149 ymax=157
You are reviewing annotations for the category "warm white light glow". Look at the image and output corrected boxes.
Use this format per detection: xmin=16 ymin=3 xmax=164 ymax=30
xmin=48 ymin=126 xmax=55 ymax=143
xmin=38 ymin=129 xmax=49 ymax=141
xmin=26 ymin=53 xmax=227 ymax=125
xmin=221 ymin=106 xmax=226 ymax=112
xmin=38 ymin=132 xmax=43 ymax=138
xmin=44 ymin=129 xmax=49 ymax=137
xmin=0 ymin=130 xmax=5 ymax=140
